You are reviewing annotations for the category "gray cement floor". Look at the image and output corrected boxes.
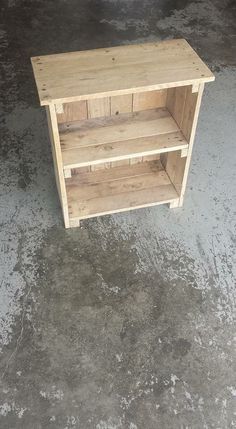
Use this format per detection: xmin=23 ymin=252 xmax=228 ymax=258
xmin=0 ymin=0 xmax=236 ymax=428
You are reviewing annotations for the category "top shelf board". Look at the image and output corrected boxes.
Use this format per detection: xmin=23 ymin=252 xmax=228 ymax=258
xmin=31 ymin=39 xmax=215 ymax=106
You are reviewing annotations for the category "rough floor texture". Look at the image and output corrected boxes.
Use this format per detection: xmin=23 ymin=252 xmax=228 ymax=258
xmin=0 ymin=0 xmax=236 ymax=428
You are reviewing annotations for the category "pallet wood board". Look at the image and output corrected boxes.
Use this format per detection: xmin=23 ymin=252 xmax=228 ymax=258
xmin=60 ymin=107 xmax=179 ymax=146
xmin=60 ymin=107 xmax=186 ymax=170
xmin=61 ymin=130 xmax=188 ymax=169
xmin=31 ymin=39 xmax=215 ymax=106
xmin=66 ymin=160 xmax=179 ymax=221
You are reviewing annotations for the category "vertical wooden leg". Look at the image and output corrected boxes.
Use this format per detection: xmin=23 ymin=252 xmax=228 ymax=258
xmin=179 ymin=83 xmax=205 ymax=204
xmin=46 ymin=105 xmax=70 ymax=228
xmin=169 ymin=198 xmax=182 ymax=209
xmin=69 ymin=219 xmax=81 ymax=228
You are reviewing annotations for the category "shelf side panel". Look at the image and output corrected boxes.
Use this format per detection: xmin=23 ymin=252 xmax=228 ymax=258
xmin=165 ymin=83 xmax=205 ymax=205
xmin=46 ymin=105 xmax=70 ymax=227
xmin=161 ymin=150 xmax=186 ymax=195
xmin=179 ymin=83 xmax=205 ymax=204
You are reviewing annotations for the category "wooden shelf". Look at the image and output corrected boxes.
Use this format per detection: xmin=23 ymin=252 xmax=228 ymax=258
xmin=60 ymin=108 xmax=188 ymax=170
xmin=31 ymin=39 xmax=214 ymax=227
xmin=66 ymin=160 xmax=179 ymax=222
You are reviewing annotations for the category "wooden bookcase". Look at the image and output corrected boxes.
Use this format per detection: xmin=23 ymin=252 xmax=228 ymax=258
xmin=31 ymin=39 xmax=214 ymax=228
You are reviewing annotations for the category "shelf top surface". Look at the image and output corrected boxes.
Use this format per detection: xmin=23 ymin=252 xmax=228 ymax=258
xmin=31 ymin=39 xmax=215 ymax=106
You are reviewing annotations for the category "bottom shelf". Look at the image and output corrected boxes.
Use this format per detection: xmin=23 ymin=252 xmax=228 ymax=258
xmin=66 ymin=160 xmax=179 ymax=222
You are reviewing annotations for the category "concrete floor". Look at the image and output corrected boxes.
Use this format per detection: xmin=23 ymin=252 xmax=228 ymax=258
xmin=0 ymin=0 xmax=236 ymax=427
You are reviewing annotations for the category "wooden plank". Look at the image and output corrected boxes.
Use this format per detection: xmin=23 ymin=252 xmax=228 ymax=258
xmin=61 ymin=131 xmax=188 ymax=169
xmin=169 ymin=199 xmax=180 ymax=208
xmin=60 ymin=108 xmax=179 ymax=150
xmin=111 ymin=94 xmax=133 ymax=115
xmin=31 ymin=39 xmax=215 ymax=106
xmin=110 ymin=159 xmax=130 ymax=168
xmin=161 ymin=151 xmax=186 ymax=195
xmin=68 ymin=160 xmax=163 ymax=185
xmin=70 ymin=218 xmax=80 ymax=228
xmin=87 ymin=97 xmax=110 ymax=118
xmin=70 ymin=185 xmax=178 ymax=220
xmin=69 ymin=170 xmax=170 ymax=201
xmin=46 ymin=105 xmax=70 ymax=227
xmin=166 ymin=86 xmax=187 ymax=130
xmin=57 ymin=100 xmax=87 ymax=124
xmin=179 ymin=83 xmax=205 ymax=205
xmin=110 ymin=94 xmax=133 ymax=167
xmin=60 ymin=107 xmax=169 ymax=133
xmin=66 ymin=161 xmax=178 ymax=220
xmin=133 ymin=89 xmax=167 ymax=111
xmin=132 ymin=90 xmax=167 ymax=164
xmin=142 ymin=154 xmax=160 ymax=162
xmin=87 ymin=97 xmax=111 ymax=170
xmin=181 ymin=86 xmax=198 ymax=141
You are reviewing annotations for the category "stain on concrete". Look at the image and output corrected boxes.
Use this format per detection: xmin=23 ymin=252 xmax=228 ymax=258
xmin=0 ymin=0 xmax=236 ymax=427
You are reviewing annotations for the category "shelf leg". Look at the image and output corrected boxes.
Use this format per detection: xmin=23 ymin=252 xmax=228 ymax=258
xmin=70 ymin=219 xmax=81 ymax=228
xmin=179 ymin=83 xmax=205 ymax=206
xmin=169 ymin=198 xmax=181 ymax=209
xmin=46 ymin=104 xmax=70 ymax=228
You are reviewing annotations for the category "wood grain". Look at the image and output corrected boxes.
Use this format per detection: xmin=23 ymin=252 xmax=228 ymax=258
xmin=31 ymin=39 xmax=215 ymax=106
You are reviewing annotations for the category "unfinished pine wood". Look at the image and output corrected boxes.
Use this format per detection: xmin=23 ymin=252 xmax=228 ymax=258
xmin=87 ymin=97 xmax=110 ymax=118
xmin=57 ymin=100 xmax=87 ymax=124
xmin=179 ymin=83 xmax=205 ymax=205
xmin=60 ymin=108 xmax=178 ymax=149
xmin=133 ymin=89 xmax=167 ymax=111
xmin=46 ymin=105 xmax=70 ymax=227
xmin=166 ymin=86 xmax=188 ymax=131
xmin=164 ymin=83 xmax=204 ymax=207
xmin=110 ymin=94 xmax=133 ymax=167
xmin=62 ymin=131 xmax=188 ymax=170
xmin=31 ymin=39 xmax=214 ymax=227
xmin=111 ymin=94 xmax=133 ymax=115
xmin=31 ymin=39 xmax=215 ymax=106
xmin=66 ymin=160 xmax=179 ymax=221
xmin=87 ymin=97 xmax=111 ymax=170
xmin=161 ymin=150 xmax=186 ymax=195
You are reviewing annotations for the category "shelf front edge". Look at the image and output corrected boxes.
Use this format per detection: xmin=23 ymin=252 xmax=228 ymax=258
xmin=39 ymin=77 xmax=215 ymax=106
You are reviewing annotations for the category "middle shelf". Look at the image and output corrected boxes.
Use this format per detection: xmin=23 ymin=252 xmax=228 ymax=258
xmin=59 ymin=107 xmax=188 ymax=170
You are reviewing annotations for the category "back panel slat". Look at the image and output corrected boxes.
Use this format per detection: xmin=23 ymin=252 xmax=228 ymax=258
xmin=57 ymin=100 xmax=87 ymax=124
xmin=110 ymin=95 xmax=133 ymax=168
xmin=87 ymin=97 xmax=111 ymax=170
xmin=133 ymin=89 xmax=167 ymax=112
